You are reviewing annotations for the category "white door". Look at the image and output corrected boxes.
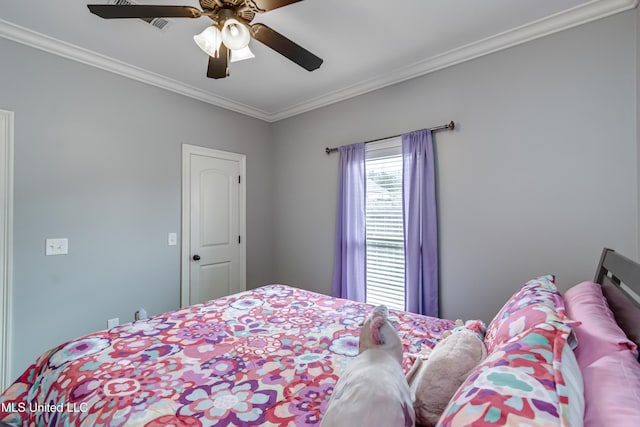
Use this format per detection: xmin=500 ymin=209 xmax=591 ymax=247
xmin=181 ymin=145 xmax=246 ymax=306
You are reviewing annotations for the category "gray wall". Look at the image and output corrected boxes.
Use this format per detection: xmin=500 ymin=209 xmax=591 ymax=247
xmin=3 ymin=7 xmax=639 ymax=381
xmin=0 ymin=37 xmax=274 ymax=377
xmin=271 ymin=10 xmax=638 ymax=324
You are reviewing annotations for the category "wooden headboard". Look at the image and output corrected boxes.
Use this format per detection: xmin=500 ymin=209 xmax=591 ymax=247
xmin=594 ymin=247 xmax=640 ymax=350
xmin=594 ymin=248 xmax=640 ymax=307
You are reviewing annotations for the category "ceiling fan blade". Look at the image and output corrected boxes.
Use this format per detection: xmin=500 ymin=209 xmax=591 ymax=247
xmin=87 ymin=5 xmax=202 ymax=19
xmin=246 ymin=0 xmax=303 ymax=12
xmin=250 ymin=23 xmax=322 ymax=71
xmin=206 ymin=45 xmax=230 ymax=79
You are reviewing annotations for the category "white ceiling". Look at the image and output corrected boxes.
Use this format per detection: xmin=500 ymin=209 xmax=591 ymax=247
xmin=0 ymin=0 xmax=636 ymax=121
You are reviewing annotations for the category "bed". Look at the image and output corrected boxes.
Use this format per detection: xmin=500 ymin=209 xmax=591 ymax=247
xmin=1 ymin=247 xmax=640 ymax=426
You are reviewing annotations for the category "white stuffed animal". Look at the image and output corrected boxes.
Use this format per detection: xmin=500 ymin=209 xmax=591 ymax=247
xmin=320 ymin=305 xmax=415 ymax=427
xmin=406 ymin=319 xmax=487 ymax=427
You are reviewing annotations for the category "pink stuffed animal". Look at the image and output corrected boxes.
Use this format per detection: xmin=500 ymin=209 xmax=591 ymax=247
xmin=406 ymin=319 xmax=487 ymax=427
xmin=321 ymin=305 xmax=415 ymax=427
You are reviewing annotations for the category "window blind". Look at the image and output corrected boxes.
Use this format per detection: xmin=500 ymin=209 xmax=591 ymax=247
xmin=365 ymin=148 xmax=405 ymax=311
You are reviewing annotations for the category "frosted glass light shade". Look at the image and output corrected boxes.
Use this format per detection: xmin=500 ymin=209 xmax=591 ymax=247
xmin=230 ymin=45 xmax=255 ymax=63
xmin=194 ymin=26 xmax=222 ymax=57
xmin=221 ymin=18 xmax=250 ymax=50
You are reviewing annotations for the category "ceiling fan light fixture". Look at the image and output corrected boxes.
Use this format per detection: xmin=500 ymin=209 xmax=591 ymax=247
xmin=221 ymin=18 xmax=251 ymax=50
xmin=88 ymin=2 xmax=324 ymax=79
xmin=194 ymin=26 xmax=222 ymax=57
xmin=230 ymin=45 xmax=255 ymax=63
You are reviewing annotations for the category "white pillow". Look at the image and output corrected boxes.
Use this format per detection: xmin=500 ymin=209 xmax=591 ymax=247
xmin=560 ymin=342 xmax=585 ymax=427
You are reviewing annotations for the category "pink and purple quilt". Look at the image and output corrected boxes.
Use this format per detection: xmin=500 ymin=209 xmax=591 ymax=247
xmin=0 ymin=285 xmax=453 ymax=426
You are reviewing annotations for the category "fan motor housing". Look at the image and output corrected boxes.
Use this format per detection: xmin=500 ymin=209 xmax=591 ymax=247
xmin=200 ymin=0 xmax=256 ymax=23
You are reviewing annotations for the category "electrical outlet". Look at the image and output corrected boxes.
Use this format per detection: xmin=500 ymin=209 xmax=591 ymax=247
xmin=107 ymin=317 xmax=119 ymax=329
xmin=134 ymin=309 xmax=148 ymax=321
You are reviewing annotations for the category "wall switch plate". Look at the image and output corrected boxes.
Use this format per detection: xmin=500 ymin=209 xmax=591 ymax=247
xmin=168 ymin=232 xmax=177 ymax=246
xmin=107 ymin=317 xmax=119 ymax=329
xmin=45 ymin=238 xmax=68 ymax=256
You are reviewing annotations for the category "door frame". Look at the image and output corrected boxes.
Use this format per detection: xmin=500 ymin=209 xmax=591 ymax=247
xmin=0 ymin=109 xmax=14 ymax=390
xmin=181 ymin=144 xmax=246 ymax=307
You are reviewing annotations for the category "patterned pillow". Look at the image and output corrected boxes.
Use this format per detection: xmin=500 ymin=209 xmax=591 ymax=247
xmin=484 ymin=275 xmax=568 ymax=353
xmin=437 ymin=323 xmax=575 ymax=427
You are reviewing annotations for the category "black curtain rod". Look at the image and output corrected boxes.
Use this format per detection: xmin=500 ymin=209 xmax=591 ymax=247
xmin=324 ymin=120 xmax=455 ymax=155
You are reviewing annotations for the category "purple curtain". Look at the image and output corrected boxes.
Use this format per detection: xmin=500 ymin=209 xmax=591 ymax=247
xmin=402 ymin=129 xmax=438 ymax=316
xmin=331 ymin=143 xmax=366 ymax=302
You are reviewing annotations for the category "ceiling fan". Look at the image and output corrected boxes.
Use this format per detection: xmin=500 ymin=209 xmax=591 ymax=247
xmin=87 ymin=0 xmax=323 ymax=79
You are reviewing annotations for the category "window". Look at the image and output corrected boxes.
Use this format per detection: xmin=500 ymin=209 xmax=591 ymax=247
xmin=365 ymin=138 xmax=405 ymax=310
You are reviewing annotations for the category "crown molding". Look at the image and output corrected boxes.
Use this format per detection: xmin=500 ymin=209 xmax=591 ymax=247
xmin=270 ymin=0 xmax=638 ymax=122
xmin=1 ymin=0 xmax=637 ymax=123
xmin=0 ymin=19 xmax=271 ymax=121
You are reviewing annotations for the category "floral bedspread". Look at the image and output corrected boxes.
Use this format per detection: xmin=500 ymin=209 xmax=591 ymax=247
xmin=0 ymin=285 xmax=453 ymax=427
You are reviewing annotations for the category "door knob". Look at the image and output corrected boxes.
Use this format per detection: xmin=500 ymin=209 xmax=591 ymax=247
xmin=192 ymin=254 xmax=201 ymax=261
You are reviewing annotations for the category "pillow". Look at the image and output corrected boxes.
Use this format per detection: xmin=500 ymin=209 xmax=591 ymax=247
xmin=437 ymin=324 xmax=578 ymax=427
xmin=601 ymin=283 xmax=640 ymax=350
xmin=564 ymin=281 xmax=637 ymax=368
xmin=485 ymin=275 xmax=567 ymax=353
xmin=407 ymin=321 xmax=487 ymax=427
xmin=582 ymin=349 xmax=640 ymax=427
